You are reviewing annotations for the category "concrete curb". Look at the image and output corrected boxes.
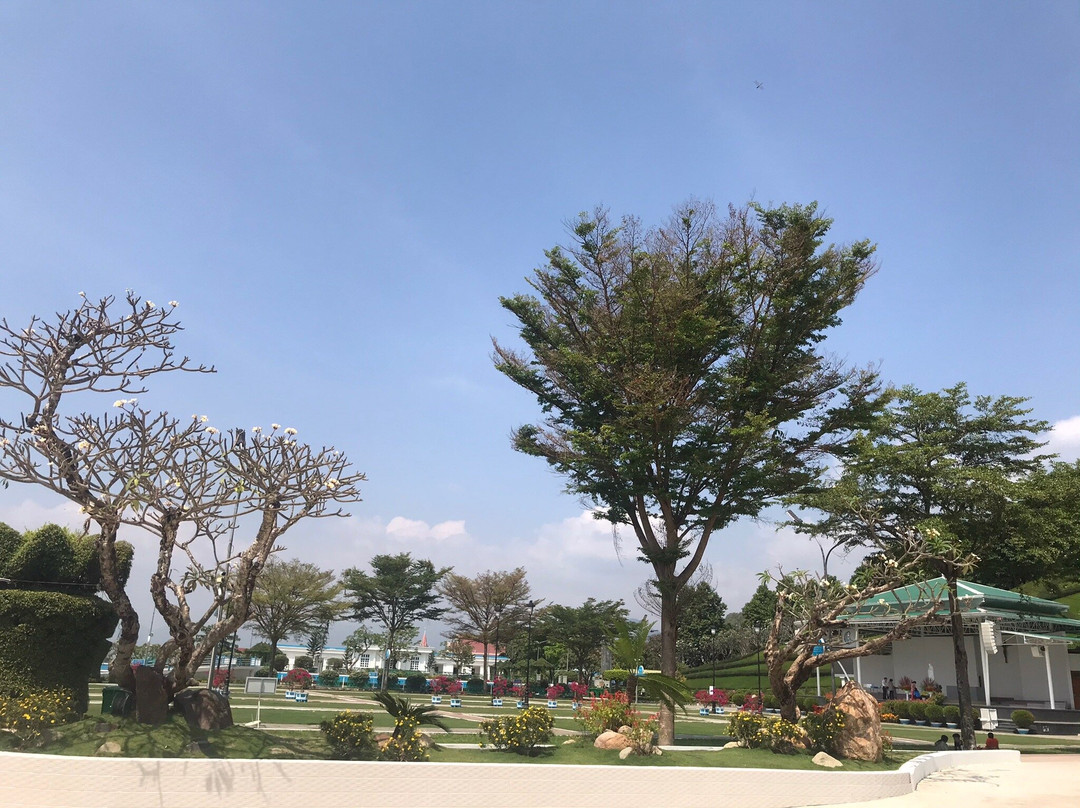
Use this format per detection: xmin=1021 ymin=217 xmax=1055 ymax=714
xmin=0 ymin=749 xmax=1020 ymax=808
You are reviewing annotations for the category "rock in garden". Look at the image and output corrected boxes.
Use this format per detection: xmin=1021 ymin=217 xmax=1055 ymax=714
xmin=619 ymin=746 xmax=634 ymax=759
xmin=812 ymin=751 xmax=843 ymax=768
xmin=173 ymin=688 xmax=234 ymax=731
xmin=617 ymin=725 xmax=632 ymax=734
xmin=96 ymin=741 xmax=122 ymax=756
xmin=133 ymin=666 xmax=170 ymax=726
xmin=830 ymin=682 xmax=882 ymax=762
xmin=594 ymin=730 xmax=633 ymax=750
xmin=652 ymin=746 xmax=663 ymax=756
xmin=562 ymin=738 xmax=577 ymax=745
xmin=722 ymin=741 xmax=741 ymax=749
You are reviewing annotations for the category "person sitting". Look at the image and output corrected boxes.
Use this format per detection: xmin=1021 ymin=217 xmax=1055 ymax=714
xmin=983 ymin=732 xmax=999 ymax=750
xmin=933 ymin=734 xmax=950 ymax=751
xmin=953 ymin=733 xmax=962 ymax=750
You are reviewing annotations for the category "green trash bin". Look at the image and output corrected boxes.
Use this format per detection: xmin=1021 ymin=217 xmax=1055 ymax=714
xmin=100 ymin=685 xmax=122 ymax=715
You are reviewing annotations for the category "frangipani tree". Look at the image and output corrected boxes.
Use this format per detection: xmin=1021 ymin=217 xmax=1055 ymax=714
xmin=0 ymin=293 xmax=364 ymax=705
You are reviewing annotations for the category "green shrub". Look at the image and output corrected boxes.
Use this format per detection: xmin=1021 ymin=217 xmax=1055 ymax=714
xmin=762 ymin=693 xmax=779 ymax=709
xmin=272 ymin=654 xmax=288 ymax=672
xmin=925 ymin=704 xmax=944 ymax=724
xmin=577 ymin=691 xmax=635 ymax=736
xmin=320 ymin=711 xmax=377 ymax=759
xmin=0 ymin=590 xmax=117 ymax=713
xmin=404 ymin=674 xmax=427 ymax=693
xmin=465 ymin=677 xmax=485 ymax=695
xmin=0 ymin=686 xmax=78 ymax=748
xmin=379 ymin=715 xmax=429 ymax=761
xmin=1011 ymin=709 xmax=1034 ymax=729
xmin=760 ymin=717 xmax=806 ymax=755
xmin=893 ymin=700 xmax=911 ymax=719
xmin=254 ymin=667 xmax=272 ymax=678
xmin=801 ymin=707 xmax=846 ymax=755
xmin=295 ymin=655 xmax=314 ymax=670
xmin=943 ymin=705 xmax=960 ymax=724
xmin=927 ymin=691 xmax=945 ymax=706
xmin=907 ymin=701 xmax=927 ymax=721
xmin=727 ymin=711 xmax=768 ymax=748
xmin=480 ymin=706 xmax=554 ymax=753
xmin=797 ymin=696 xmax=817 ymax=713
xmin=318 ymin=670 xmax=339 ymax=687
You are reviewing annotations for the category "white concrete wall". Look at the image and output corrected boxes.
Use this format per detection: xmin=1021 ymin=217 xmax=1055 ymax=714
xmin=0 ymin=750 xmax=1020 ymax=808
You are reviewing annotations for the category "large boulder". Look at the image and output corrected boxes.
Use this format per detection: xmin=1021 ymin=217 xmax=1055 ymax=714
xmin=173 ymin=687 xmax=234 ymax=731
xmin=594 ymin=730 xmax=633 ymax=750
xmin=830 ymin=682 xmax=882 ymax=761
xmin=133 ymin=665 xmax=170 ymax=726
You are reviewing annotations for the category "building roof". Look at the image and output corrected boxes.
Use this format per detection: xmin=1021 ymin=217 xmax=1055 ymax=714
xmin=844 ymin=577 xmax=1080 ymax=638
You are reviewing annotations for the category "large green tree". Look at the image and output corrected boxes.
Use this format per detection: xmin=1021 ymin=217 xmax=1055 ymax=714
xmin=247 ymin=559 xmax=345 ymax=671
xmin=437 ymin=567 xmax=532 ymax=680
xmin=793 ymin=383 xmax=1050 ymax=748
xmin=494 ymin=201 xmax=879 ymax=742
xmin=341 ymin=553 xmax=448 ymax=689
xmin=542 ymin=598 xmax=628 ymax=682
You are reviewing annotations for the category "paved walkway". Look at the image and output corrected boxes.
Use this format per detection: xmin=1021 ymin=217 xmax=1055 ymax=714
xmin=816 ymin=754 xmax=1080 ymax=808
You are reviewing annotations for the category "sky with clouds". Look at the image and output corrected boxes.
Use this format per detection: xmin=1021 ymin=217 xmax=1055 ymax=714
xmin=1 ymin=2 xmax=1077 ymax=646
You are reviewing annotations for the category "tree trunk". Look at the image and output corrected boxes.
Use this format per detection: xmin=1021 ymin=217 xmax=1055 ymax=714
xmin=946 ymin=574 xmax=976 ymax=749
xmin=657 ymin=570 xmax=678 ymax=745
xmin=97 ymin=524 xmax=138 ymax=692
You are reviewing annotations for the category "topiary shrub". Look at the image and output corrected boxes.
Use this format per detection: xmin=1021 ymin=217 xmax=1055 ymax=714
xmin=318 ymin=670 xmax=339 ymax=688
xmin=272 ymin=654 xmax=288 ymax=672
xmin=404 ymin=674 xmax=427 ymax=693
xmin=1011 ymin=709 xmax=1034 ymax=729
xmin=254 ymin=667 xmax=272 ymax=678
xmin=942 ymin=705 xmax=960 ymax=725
xmin=294 ymin=655 xmax=314 ymax=671
xmin=480 ymin=706 xmax=554 ymax=754
xmin=925 ymin=704 xmax=944 ymax=725
xmin=348 ymin=671 xmax=369 ymax=689
xmin=907 ymin=700 xmax=927 ymax=722
xmin=894 ymin=700 xmax=911 ymax=720
xmin=465 ymin=677 xmax=485 ymax=695
xmin=320 ymin=711 xmax=377 ymax=759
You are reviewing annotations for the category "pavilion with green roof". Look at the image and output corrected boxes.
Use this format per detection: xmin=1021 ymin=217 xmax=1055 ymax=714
xmin=834 ymin=578 xmax=1080 ymax=716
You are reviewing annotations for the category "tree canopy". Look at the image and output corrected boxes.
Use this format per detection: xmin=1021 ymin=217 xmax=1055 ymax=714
xmin=341 ymin=553 xmax=448 ymax=687
xmin=438 ymin=567 xmax=531 ymax=679
xmin=541 ymin=598 xmax=628 ymax=682
xmin=494 ymin=200 xmax=879 ymax=742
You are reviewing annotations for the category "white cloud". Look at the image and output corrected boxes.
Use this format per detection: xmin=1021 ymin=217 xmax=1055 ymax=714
xmin=1045 ymin=415 xmax=1080 ymax=462
xmin=386 ymin=516 xmax=467 ymax=542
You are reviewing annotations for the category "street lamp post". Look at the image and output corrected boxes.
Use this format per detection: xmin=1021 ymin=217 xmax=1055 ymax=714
xmin=754 ymin=623 xmax=763 ymax=707
xmin=523 ymin=600 xmax=538 ymax=707
xmin=492 ymin=606 xmax=503 ymax=697
xmin=710 ymin=627 xmax=717 ymax=712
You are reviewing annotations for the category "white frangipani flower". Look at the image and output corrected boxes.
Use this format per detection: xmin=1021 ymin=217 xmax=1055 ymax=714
xmin=251 ymin=426 xmax=261 ymax=433
xmin=168 ymin=300 xmax=179 ymax=307
xmin=284 ymin=427 xmax=297 ymax=436
xmin=271 ymin=423 xmax=281 ymax=431
xmin=77 ymin=440 xmax=91 ymax=452
xmin=114 ymin=400 xmax=127 ymax=407
xmin=205 ymin=426 xmax=219 ymax=435
xmin=200 ymin=415 xmax=208 ymax=423
xmin=78 ymin=291 xmax=86 ymax=297
xmin=145 ymin=300 xmax=155 ymax=309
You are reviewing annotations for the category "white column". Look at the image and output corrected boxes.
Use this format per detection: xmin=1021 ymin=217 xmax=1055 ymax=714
xmin=1044 ymin=645 xmax=1055 ymax=709
xmin=979 ymin=625 xmax=992 ymax=707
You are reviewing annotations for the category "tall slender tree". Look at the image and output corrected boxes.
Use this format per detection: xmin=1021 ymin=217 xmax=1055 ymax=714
xmin=438 ymin=567 xmax=531 ymax=680
xmin=494 ymin=201 xmax=879 ymax=742
xmin=341 ymin=553 xmax=448 ymax=689
xmin=792 ymin=383 xmax=1050 ymax=748
xmin=248 ymin=559 xmax=344 ymax=671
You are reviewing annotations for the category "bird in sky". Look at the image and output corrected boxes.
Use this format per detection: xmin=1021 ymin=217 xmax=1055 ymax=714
xmin=754 ymin=81 xmax=764 ymax=89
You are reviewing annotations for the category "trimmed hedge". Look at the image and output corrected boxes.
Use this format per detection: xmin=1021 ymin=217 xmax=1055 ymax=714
xmin=0 ymin=590 xmax=117 ymax=713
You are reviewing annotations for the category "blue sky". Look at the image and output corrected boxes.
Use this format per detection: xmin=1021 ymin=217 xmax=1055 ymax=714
xmin=1 ymin=2 xmax=1078 ymax=644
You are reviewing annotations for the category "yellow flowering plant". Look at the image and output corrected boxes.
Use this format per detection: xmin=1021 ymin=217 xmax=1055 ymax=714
xmin=0 ymin=687 xmax=77 ymax=748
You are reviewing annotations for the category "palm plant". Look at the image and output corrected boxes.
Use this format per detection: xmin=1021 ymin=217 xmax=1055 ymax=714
xmin=371 ymin=691 xmax=451 ymax=743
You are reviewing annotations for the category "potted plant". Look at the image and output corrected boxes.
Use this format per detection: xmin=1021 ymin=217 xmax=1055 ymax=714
xmin=281 ymin=668 xmax=312 ymax=702
xmin=447 ymin=679 xmax=463 ymax=708
xmin=511 ymin=683 xmax=527 ymax=708
xmin=430 ymin=675 xmax=448 ymax=705
xmin=895 ymin=700 xmax=912 ymax=724
xmin=568 ymin=681 xmax=588 ymax=711
xmin=908 ymin=700 xmax=927 ymax=725
xmin=925 ymin=703 xmax=944 ymax=726
xmin=491 ymin=676 xmax=508 ymax=707
xmin=1011 ymin=709 xmax=1034 ymax=734
xmin=943 ymin=705 xmax=960 ymax=728
xmin=546 ymin=683 xmax=564 ymax=708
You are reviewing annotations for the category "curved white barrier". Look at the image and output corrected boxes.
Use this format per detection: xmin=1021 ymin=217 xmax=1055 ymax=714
xmin=0 ymin=749 xmax=1021 ymax=808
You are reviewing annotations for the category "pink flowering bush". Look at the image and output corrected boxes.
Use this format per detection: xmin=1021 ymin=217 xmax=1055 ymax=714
xmin=491 ymin=677 xmax=509 ymax=697
xmin=546 ymin=684 xmax=564 ymax=701
xmin=282 ymin=668 xmax=313 ymax=690
xmin=568 ymin=682 xmax=589 ymax=701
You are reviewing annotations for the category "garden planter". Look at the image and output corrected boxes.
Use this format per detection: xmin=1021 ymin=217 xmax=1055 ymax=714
xmin=899 ymin=718 xmax=911 ymax=724
xmin=1017 ymin=728 xmax=1030 ymax=734
xmin=946 ymin=722 xmax=958 ymax=729
xmin=571 ymin=702 xmax=581 ymax=711
xmin=547 ymin=700 xmax=559 ymax=708
xmin=294 ymin=692 xmax=308 ymax=703
xmin=491 ymin=698 xmax=503 ymax=707
xmin=431 ymin=695 xmax=442 ymax=705
xmin=284 ymin=691 xmax=296 ymax=700
xmin=516 ymin=700 xmax=526 ymax=708
xmin=699 ymin=707 xmax=710 ymax=716
xmin=450 ymin=698 xmax=462 ymax=708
